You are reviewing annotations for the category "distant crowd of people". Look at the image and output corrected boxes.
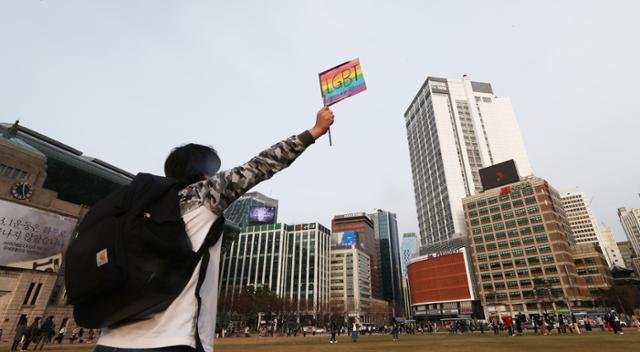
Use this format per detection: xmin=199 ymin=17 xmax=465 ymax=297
xmin=436 ymin=310 xmax=634 ymax=336
xmin=214 ymin=309 xmax=638 ymax=344
xmin=9 ymin=316 xmax=98 ymax=351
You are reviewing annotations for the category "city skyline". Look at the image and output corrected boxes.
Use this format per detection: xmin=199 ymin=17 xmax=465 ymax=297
xmin=1 ymin=1 xmax=639 ymax=241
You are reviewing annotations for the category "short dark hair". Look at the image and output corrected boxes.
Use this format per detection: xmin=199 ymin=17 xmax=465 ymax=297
xmin=164 ymin=143 xmax=221 ymax=185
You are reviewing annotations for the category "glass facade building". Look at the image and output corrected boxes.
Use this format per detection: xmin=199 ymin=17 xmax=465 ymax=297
xmin=219 ymin=222 xmax=331 ymax=313
xmin=368 ymin=209 xmax=405 ymax=316
xmin=401 ymin=233 xmax=419 ymax=276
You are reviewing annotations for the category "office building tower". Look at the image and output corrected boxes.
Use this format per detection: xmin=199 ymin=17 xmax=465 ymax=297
xmin=218 ymin=222 xmax=331 ymax=313
xmin=404 ymin=76 xmax=532 ymax=247
xmin=332 ymin=213 xmax=382 ymax=299
xmin=330 ymin=245 xmax=372 ymax=323
xmin=401 ymin=233 xmax=419 ymax=276
xmin=599 ymin=225 xmax=625 ymax=268
xmin=618 ymin=207 xmax=640 ymax=274
xmin=560 ymin=191 xmax=617 ymax=266
xmin=369 ymin=209 xmax=405 ymax=316
xmin=464 ymin=176 xmax=593 ymax=317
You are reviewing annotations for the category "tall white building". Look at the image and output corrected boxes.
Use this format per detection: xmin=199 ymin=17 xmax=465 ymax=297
xmin=560 ymin=191 xmax=618 ymax=267
xmin=599 ymin=225 xmax=625 ymax=268
xmin=330 ymin=246 xmax=372 ymax=323
xmin=618 ymin=207 xmax=640 ymax=273
xmin=404 ymin=75 xmax=532 ymax=246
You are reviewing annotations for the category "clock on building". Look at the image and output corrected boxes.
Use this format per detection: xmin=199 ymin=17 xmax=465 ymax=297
xmin=11 ymin=182 xmax=33 ymax=200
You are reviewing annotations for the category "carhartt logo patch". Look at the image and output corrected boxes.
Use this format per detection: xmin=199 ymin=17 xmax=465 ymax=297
xmin=96 ymin=249 xmax=109 ymax=267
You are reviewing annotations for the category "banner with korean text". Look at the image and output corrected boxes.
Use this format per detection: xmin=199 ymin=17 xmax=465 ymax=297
xmin=0 ymin=199 xmax=77 ymax=268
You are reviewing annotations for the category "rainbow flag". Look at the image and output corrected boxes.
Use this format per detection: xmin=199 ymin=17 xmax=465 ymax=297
xmin=319 ymin=58 xmax=366 ymax=106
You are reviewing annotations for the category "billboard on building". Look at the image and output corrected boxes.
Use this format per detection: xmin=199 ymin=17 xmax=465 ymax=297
xmin=479 ymin=159 xmax=520 ymax=191
xmin=342 ymin=231 xmax=357 ymax=246
xmin=248 ymin=206 xmax=276 ymax=225
xmin=407 ymin=252 xmax=472 ymax=305
xmin=0 ymin=199 xmax=77 ymax=270
xmin=332 ymin=231 xmax=359 ymax=248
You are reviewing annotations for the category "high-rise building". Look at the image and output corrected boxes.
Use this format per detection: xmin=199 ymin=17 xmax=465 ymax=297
xmin=368 ymin=209 xmax=404 ymax=316
xmin=218 ymin=222 xmax=331 ymax=314
xmin=329 ymin=244 xmax=372 ymax=323
xmin=617 ymin=241 xmax=638 ymax=276
xmin=404 ymin=75 xmax=532 ymax=247
xmin=401 ymin=233 xmax=419 ymax=276
xmin=599 ymin=225 xmax=625 ymax=268
xmin=223 ymin=192 xmax=278 ymax=227
xmin=464 ymin=176 xmax=592 ymax=317
xmin=573 ymin=243 xmax=614 ymax=295
xmin=560 ymin=191 xmax=617 ymax=267
xmin=618 ymin=207 xmax=640 ymax=275
xmin=332 ymin=213 xmax=382 ymax=299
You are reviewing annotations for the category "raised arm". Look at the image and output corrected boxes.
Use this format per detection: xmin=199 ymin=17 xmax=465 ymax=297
xmin=179 ymin=107 xmax=334 ymax=215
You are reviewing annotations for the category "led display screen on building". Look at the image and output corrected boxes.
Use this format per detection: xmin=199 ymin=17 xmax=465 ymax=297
xmin=479 ymin=159 xmax=520 ymax=191
xmin=342 ymin=231 xmax=357 ymax=246
xmin=248 ymin=206 xmax=276 ymax=225
xmin=407 ymin=252 xmax=472 ymax=305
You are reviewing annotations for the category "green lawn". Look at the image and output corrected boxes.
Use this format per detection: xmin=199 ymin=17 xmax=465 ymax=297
xmin=2 ymin=331 xmax=639 ymax=352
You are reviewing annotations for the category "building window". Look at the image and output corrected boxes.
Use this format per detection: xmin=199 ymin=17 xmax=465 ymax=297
xmin=533 ymin=225 xmax=545 ymax=233
xmin=22 ymin=283 xmax=35 ymax=305
xmin=30 ymin=283 xmax=43 ymax=305
xmin=0 ymin=164 xmax=29 ymax=180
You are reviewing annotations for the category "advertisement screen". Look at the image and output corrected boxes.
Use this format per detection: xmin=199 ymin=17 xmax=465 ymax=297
xmin=248 ymin=206 xmax=276 ymax=225
xmin=342 ymin=231 xmax=358 ymax=246
xmin=479 ymin=159 xmax=520 ymax=191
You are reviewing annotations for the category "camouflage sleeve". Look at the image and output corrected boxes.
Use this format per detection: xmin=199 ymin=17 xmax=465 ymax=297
xmin=179 ymin=131 xmax=315 ymax=215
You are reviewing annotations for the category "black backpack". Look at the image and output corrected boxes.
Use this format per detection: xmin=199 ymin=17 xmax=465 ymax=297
xmin=64 ymin=173 xmax=225 ymax=330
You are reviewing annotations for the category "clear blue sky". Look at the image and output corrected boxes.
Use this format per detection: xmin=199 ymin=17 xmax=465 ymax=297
xmin=1 ymin=1 xmax=638 ymax=240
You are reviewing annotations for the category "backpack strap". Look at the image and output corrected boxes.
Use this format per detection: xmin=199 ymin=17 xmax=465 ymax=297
xmin=194 ymin=215 xmax=226 ymax=352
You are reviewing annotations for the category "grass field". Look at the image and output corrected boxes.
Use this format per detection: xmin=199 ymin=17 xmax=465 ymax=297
xmin=2 ymin=331 xmax=639 ymax=352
